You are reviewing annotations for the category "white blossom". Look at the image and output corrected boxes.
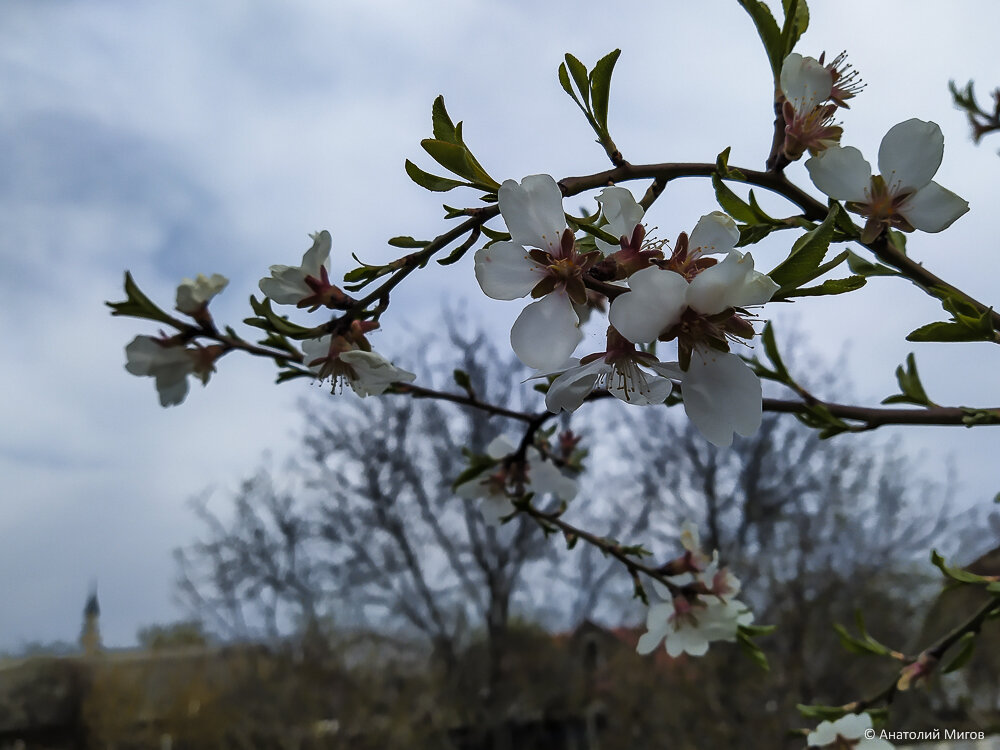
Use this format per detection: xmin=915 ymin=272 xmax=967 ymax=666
xmin=175 ymin=273 xmax=228 ymax=315
xmin=806 ymin=713 xmax=893 ymax=750
xmin=806 ymin=119 xmax=969 ymax=241
xmin=259 ymin=231 xmax=332 ymax=306
xmin=475 ymin=175 xmax=594 ymax=370
xmin=455 ymin=436 xmax=577 ymax=526
xmin=302 ymin=335 xmax=415 ymax=397
xmin=124 ymin=335 xmax=216 ymax=407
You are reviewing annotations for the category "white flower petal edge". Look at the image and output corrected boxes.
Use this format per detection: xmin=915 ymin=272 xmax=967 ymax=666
xmin=899 ymin=180 xmax=970 ymax=233
xmin=176 ymin=273 xmax=228 ymax=314
xmin=688 ymin=212 xmax=740 ymax=257
xmin=805 ymin=146 xmax=871 ymax=202
xmin=124 ymin=335 xmax=196 ymax=407
xmin=338 ymin=350 xmax=416 ymax=397
xmin=510 ymin=293 xmax=582 ymax=371
xmin=498 ymin=174 xmax=567 ymax=255
xmin=260 ymin=231 xmax=332 ymax=305
xmin=474 ymin=241 xmax=547 ymax=300
xmin=780 ymin=53 xmax=833 ymax=115
xmin=683 ymin=351 xmax=762 ymax=448
xmin=596 ymin=187 xmax=644 ymax=254
xmin=877 ymin=118 xmax=943 ymax=194
xmin=609 ymin=267 xmax=689 ymax=344
xmin=807 ymin=712 xmax=894 ymax=750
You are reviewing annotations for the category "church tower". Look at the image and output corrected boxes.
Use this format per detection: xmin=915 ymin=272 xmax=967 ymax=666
xmin=80 ymin=588 xmax=102 ymax=656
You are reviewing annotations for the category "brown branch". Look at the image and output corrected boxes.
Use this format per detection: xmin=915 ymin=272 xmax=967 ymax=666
xmin=392 ymin=382 xmax=542 ymax=423
xmin=848 ymin=593 xmax=1000 ymax=714
xmin=763 ymin=397 xmax=1000 ymax=429
xmin=559 ymin=162 xmax=1000 ymax=335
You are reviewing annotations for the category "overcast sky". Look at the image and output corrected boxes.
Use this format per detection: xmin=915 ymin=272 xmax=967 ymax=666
xmin=2 ymin=0 xmax=999 ymax=651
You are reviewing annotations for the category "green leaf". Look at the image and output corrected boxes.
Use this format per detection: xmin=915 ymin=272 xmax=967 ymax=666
xmin=767 ymin=205 xmax=839 ymax=291
xmin=942 ymin=632 xmax=977 ymax=674
xmin=453 ymin=368 xmax=473 ymax=394
xmin=740 ymin=623 xmax=777 ymax=637
xmin=431 ymin=95 xmax=458 ymax=143
xmin=930 ymin=549 xmax=1000 ymax=585
xmin=589 ymin=49 xmax=622 ymax=131
xmin=387 ymin=235 xmax=430 ymax=249
xmin=244 ymin=296 xmax=315 ymax=339
xmin=712 ymin=173 xmax=756 ymax=224
xmin=882 ymin=354 xmax=933 ymax=407
xmin=106 ymin=271 xmax=177 ymax=326
xmin=421 ymin=139 xmax=477 ymax=180
xmin=784 ymin=274 xmax=865 ymax=298
xmin=907 ymin=321 xmax=996 ymax=343
xmin=737 ymin=0 xmax=783 ymax=77
xmin=564 ymin=53 xmax=591 ymax=108
xmin=779 ymin=0 xmax=809 ymax=56
xmin=451 ymin=454 xmax=499 ymax=492
xmin=737 ymin=629 xmax=770 ymax=671
xmin=760 ymin=322 xmax=791 ymax=382
xmin=846 ymin=251 xmax=898 ymax=277
xmin=276 ymin=368 xmax=313 ymax=384
xmin=404 ymin=159 xmax=468 ymax=192
xmin=557 ymin=62 xmax=580 ymax=106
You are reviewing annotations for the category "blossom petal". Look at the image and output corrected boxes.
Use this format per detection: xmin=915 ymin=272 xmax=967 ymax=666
xmin=805 ymin=146 xmax=871 ymax=202
xmin=636 ymin=629 xmax=666 ymax=655
xmin=596 ymin=187 xmax=644 ymax=255
xmin=898 ymin=180 xmax=969 ymax=233
xmin=302 ymin=230 xmax=333 ymax=277
xmin=878 ymin=118 xmax=943 ymax=194
xmin=474 ymin=241 xmax=547 ymax=300
xmin=683 ymin=352 xmax=762 ymax=447
xmin=688 ymin=212 xmax=739 ymax=256
xmin=176 ymin=273 xmax=228 ymax=314
xmin=527 ymin=449 xmax=578 ymax=501
xmin=686 ymin=250 xmax=749 ymax=315
xmin=779 ymin=53 xmax=832 ymax=114
xmin=546 ymin=359 xmax=607 ymax=413
xmin=510 ymin=294 xmax=582 ymax=370
xmin=609 ymin=267 xmax=689 ymax=343
xmin=486 ymin=435 xmax=516 ymax=459
xmin=499 ymin=174 xmax=566 ymax=254
xmin=339 ymin=350 xmax=416 ymax=397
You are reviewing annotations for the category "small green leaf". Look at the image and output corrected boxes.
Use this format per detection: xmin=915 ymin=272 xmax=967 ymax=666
xmin=767 ymin=205 xmax=840 ymax=291
xmin=931 ymin=549 xmax=1000 ymax=585
xmin=846 ymin=251 xmax=897 ymax=277
xmin=761 ymin=322 xmax=791 ymax=383
xmin=784 ymin=275 xmax=865 ymax=298
xmin=737 ymin=0 xmax=783 ymax=77
xmin=106 ymin=272 xmax=177 ymax=326
xmin=387 ymin=235 xmax=430 ymax=249
xmin=882 ymin=354 xmax=934 ymax=407
xmin=557 ymin=62 xmax=580 ymax=106
xmin=712 ymin=173 xmax=756 ymax=224
xmin=942 ymin=632 xmax=977 ymax=674
xmin=589 ymin=49 xmax=622 ymax=131
xmin=404 ymin=159 xmax=468 ymax=192
xmin=564 ymin=53 xmax=591 ymax=107
xmin=453 ymin=368 xmax=474 ymax=396
xmin=431 ymin=95 xmax=457 ymax=143
xmin=737 ymin=629 xmax=770 ymax=671
xmin=907 ymin=321 xmax=995 ymax=343
xmin=779 ymin=0 xmax=809 ymax=56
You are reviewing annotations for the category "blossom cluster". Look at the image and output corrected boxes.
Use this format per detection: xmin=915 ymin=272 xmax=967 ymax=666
xmin=454 ymin=435 xmax=578 ymax=525
xmin=476 ymin=176 xmax=777 ymax=447
xmin=124 ymin=232 xmax=415 ymax=406
xmin=636 ymin=522 xmax=752 ymax=658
